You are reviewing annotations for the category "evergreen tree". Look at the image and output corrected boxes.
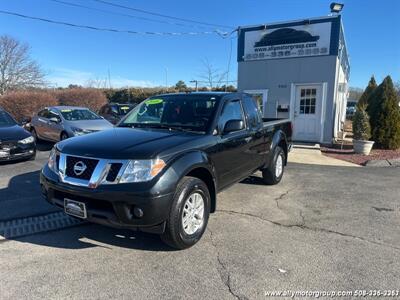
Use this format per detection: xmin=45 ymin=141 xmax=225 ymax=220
xmin=357 ymin=76 xmax=377 ymax=109
xmin=368 ymin=76 xmax=400 ymax=149
xmin=175 ymin=80 xmax=187 ymax=92
xmin=352 ymin=107 xmax=371 ymax=141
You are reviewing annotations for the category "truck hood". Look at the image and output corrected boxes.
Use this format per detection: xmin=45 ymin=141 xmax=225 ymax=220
xmin=57 ymin=127 xmax=199 ymax=159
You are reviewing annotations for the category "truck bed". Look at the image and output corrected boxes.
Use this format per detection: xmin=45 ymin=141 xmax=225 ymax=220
xmin=262 ymin=118 xmax=291 ymax=126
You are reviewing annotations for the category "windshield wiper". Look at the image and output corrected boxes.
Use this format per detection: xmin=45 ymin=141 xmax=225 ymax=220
xmin=119 ymin=123 xmax=202 ymax=133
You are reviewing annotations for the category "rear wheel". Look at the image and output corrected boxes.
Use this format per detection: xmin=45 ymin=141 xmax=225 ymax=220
xmin=161 ymin=176 xmax=210 ymax=250
xmin=262 ymin=146 xmax=285 ymax=185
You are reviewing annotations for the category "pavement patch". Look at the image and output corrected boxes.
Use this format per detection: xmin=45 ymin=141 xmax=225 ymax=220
xmin=0 ymin=211 xmax=84 ymax=240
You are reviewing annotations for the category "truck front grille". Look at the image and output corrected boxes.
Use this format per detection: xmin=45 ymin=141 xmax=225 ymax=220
xmin=106 ymin=163 xmax=123 ymax=182
xmin=65 ymin=156 xmax=99 ymax=180
xmin=58 ymin=153 xmax=128 ymax=188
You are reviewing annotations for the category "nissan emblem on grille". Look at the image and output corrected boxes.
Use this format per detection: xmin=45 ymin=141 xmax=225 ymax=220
xmin=73 ymin=161 xmax=87 ymax=176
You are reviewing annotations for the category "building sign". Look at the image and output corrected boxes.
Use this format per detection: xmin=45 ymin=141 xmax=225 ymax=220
xmin=243 ymin=22 xmax=331 ymax=61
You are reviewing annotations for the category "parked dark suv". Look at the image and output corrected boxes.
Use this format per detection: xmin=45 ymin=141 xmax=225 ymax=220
xmin=99 ymin=103 xmax=135 ymax=124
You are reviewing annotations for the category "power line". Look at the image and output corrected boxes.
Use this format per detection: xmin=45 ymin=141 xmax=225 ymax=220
xmin=0 ymin=9 xmax=230 ymax=37
xmin=49 ymin=0 xmax=212 ymax=30
xmin=92 ymin=0 xmax=234 ymax=30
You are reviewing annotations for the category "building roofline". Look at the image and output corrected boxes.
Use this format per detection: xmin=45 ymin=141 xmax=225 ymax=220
xmin=238 ymin=15 xmax=339 ymax=30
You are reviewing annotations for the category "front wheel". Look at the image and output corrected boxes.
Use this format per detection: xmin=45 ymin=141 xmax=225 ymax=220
xmin=161 ymin=176 xmax=210 ymax=250
xmin=262 ymin=146 xmax=285 ymax=185
xmin=30 ymin=128 xmax=40 ymax=142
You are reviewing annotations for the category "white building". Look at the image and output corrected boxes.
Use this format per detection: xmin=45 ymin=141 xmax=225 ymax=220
xmin=237 ymin=15 xmax=349 ymax=144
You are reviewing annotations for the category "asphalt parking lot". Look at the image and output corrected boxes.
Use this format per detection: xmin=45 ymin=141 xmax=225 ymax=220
xmin=1 ymin=144 xmax=400 ymax=299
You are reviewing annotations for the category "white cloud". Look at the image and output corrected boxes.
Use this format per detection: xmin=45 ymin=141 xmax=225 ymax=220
xmin=46 ymin=68 xmax=160 ymax=88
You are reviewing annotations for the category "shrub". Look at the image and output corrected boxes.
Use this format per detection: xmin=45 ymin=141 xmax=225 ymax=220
xmin=55 ymin=88 xmax=107 ymax=112
xmin=352 ymin=107 xmax=371 ymax=140
xmin=0 ymin=90 xmax=57 ymax=121
xmin=357 ymin=76 xmax=377 ymax=109
xmin=368 ymin=76 xmax=400 ymax=149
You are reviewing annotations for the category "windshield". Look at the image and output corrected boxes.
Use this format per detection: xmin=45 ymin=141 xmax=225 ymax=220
xmin=119 ymin=94 xmax=220 ymax=132
xmin=60 ymin=109 xmax=102 ymax=121
xmin=0 ymin=111 xmax=17 ymax=127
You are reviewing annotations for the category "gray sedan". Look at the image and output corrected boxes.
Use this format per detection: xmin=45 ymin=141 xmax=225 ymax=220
xmin=30 ymin=106 xmax=113 ymax=142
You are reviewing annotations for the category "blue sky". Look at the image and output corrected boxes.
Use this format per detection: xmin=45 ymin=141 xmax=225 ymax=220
xmin=0 ymin=0 xmax=399 ymax=89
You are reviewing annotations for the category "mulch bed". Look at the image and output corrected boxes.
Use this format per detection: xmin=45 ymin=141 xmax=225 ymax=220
xmin=321 ymin=147 xmax=400 ymax=166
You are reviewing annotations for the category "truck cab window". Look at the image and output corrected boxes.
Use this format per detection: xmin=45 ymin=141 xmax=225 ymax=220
xmin=243 ymin=96 xmax=262 ymax=129
xmin=219 ymin=99 xmax=244 ymax=130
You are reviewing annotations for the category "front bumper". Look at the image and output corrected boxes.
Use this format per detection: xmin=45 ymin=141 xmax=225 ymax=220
xmin=0 ymin=142 xmax=36 ymax=162
xmin=40 ymin=165 xmax=174 ymax=234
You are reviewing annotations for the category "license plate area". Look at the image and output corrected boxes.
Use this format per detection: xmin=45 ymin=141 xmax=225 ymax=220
xmin=64 ymin=198 xmax=87 ymax=219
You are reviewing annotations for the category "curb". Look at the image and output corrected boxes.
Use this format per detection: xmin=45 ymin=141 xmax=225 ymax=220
xmin=365 ymin=158 xmax=400 ymax=167
xmin=0 ymin=211 xmax=84 ymax=240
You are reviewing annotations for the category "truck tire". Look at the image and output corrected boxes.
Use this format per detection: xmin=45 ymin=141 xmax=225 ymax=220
xmin=161 ymin=176 xmax=210 ymax=249
xmin=262 ymin=146 xmax=285 ymax=185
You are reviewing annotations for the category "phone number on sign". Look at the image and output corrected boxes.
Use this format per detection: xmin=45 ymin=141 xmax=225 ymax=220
xmin=264 ymin=290 xmax=400 ymax=298
xmin=354 ymin=290 xmax=400 ymax=297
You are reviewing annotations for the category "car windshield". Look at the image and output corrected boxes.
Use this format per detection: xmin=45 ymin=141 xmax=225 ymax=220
xmin=119 ymin=94 xmax=221 ymax=132
xmin=60 ymin=109 xmax=101 ymax=121
xmin=0 ymin=111 xmax=17 ymax=127
xmin=117 ymin=105 xmax=134 ymax=115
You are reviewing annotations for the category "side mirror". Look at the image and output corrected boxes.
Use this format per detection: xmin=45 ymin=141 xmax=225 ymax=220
xmin=49 ymin=117 xmax=60 ymax=123
xmin=223 ymin=119 xmax=244 ymax=134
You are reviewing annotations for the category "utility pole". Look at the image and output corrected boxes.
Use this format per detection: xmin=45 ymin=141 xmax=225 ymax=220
xmin=190 ymin=80 xmax=198 ymax=92
xmin=107 ymin=68 xmax=112 ymax=89
xmin=165 ymin=67 xmax=168 ymax=91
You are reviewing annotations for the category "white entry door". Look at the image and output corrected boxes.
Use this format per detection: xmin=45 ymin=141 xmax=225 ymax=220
xmin=243 ymin=89 xmax=268 ymax=117
xmin=293 ymin=85 xmax=322 ymax=142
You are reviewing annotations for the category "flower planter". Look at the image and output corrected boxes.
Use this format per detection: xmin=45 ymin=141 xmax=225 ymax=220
xmin=353 ymin=140 xmax=374 ymax=155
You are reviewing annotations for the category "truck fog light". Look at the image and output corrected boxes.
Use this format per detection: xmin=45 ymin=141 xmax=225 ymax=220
xmin=133 ymin=207 xmax=144 ymax=218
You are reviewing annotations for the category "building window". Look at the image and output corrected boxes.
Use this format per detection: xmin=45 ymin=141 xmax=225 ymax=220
xmin=299 ymin=88 xmax=316 ymax=114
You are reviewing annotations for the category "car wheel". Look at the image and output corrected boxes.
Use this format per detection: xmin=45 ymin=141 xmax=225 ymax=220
xmin=161 ymin=176 xmax=210 ymax=250
xmin=30 ymin=128 xmax=40 ymax=142
xmin=60 ymin=132 xmax=69 ymax=140
xmin=262 ymin=146 xmax=285 ymax=185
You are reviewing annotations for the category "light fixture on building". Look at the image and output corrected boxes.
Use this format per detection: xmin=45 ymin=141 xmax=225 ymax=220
xmin=330 ymin=2 xmax=344 ymax=14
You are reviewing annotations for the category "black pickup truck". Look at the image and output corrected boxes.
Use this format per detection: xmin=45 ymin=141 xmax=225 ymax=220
xmin=40 ymin=92 xmax=292 ymax=249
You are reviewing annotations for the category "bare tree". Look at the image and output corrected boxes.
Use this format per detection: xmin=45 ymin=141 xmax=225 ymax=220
xmin=0 ymin=35 xmax=45 ymax=95
xmin=198 ymin=58 xmax=227 ymax=90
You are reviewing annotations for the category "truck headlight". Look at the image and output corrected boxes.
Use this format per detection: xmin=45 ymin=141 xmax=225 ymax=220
xmin=18 ymin=136 xmax=35 ymax=144
xmin=119 ymin=159 xmax=166 ymax=183
xmin=47 ymin=147 xmax=58 ymax=173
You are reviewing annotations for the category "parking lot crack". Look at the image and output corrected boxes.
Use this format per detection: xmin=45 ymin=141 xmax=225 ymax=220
xmin=217 ymin=209 xmax=400 ymax=252
xmin=208 ymin=228 xmax=248 ymax=300
xmin=298 ymin=210 xmax=305 ymax=226
xmin=273 ymin=189 xmax=289 ymax=209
